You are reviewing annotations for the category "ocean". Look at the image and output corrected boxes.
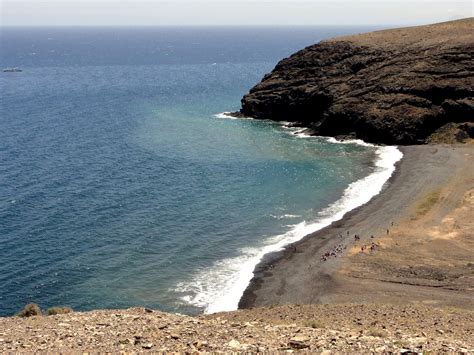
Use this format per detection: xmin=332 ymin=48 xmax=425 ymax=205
xmin=0 ymin=26 xmax=401 ymax=316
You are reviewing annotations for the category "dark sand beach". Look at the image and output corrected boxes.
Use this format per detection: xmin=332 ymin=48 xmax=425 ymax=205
xmin=239 ymin=145 xmax=474 ymax=309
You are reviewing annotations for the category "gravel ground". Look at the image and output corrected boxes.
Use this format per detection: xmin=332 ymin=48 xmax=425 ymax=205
xmin=1 ymin=304 xmax=473 ymax=353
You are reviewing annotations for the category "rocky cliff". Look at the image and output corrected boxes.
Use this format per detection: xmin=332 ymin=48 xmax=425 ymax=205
xmin=236 ymin=18 xmax=474 ymax=144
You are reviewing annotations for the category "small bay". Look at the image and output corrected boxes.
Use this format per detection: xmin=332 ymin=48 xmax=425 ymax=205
xmin=1 ymin=26 xmax=383 ymax=316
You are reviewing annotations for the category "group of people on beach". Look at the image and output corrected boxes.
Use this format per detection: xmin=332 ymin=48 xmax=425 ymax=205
xmin=320 ymin=222 xmax=395 ymax=262
xmin=320 ymin=243 xmax=346 ymax=262
xmin=353 ymin=231 xmax=382 ymax=253
xmin=359 ymin=241 xmax=379 ymax=253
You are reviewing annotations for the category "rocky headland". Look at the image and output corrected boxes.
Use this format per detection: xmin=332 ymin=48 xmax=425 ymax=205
xmin=234 ymin=18 xmax=473 ymax=144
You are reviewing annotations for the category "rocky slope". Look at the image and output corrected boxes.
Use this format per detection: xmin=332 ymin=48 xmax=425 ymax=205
xmin=236 ymin=18 xmax=473 ymax=144
xmin=1 ymin=304 xmax=472 ymax=352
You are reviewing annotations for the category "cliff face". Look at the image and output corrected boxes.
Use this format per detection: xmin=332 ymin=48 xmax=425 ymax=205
xmin=238 ymin=18 xmax=474 ymax=144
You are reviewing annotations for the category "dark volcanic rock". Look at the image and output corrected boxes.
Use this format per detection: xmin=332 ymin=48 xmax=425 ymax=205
xmin=239 ymin=18 xmax=474 ymax=144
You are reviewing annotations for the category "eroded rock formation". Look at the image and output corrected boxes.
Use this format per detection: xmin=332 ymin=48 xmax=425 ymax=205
xmin=236 ymin=18 xmax=474 ymax=144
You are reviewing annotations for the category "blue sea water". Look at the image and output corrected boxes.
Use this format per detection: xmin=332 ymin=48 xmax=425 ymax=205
xmin=0 ymin=26 xmax=399 ymax=316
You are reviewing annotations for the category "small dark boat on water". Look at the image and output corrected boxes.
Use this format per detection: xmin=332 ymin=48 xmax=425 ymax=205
xmin=3 ymin=67 xmax=22 ymax=72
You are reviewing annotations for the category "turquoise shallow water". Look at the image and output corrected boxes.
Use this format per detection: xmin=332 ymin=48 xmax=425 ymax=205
xmin=0 ymin=26 xmax=393 ymax=316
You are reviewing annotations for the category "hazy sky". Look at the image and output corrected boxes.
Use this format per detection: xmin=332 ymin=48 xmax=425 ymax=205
xmin=1 ymin=0 xmax=472 ymax=26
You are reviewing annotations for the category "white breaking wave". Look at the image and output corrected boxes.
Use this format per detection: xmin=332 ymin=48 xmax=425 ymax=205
xmin=292 ymin=129 xmax=312 ymax=138
xmin=292 ymin=131 xmax=375 ymax=145
xmin=214 ymin=112 xmax=253 ymax=120
xmin=175 ymin=139 xmax=403 ymax=314
xmin=325 ymin=136 xmax=374 ymax=147
xmin=269 ymin=214 xmax=301 ymax=220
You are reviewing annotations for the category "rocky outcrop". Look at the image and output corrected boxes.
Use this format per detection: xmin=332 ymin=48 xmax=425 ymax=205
xmin=236 ymin=18 xmax=474 ymax=144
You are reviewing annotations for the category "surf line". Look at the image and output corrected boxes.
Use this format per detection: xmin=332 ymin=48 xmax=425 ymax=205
xmin=180 ymin=113 xmax=403 ymax=313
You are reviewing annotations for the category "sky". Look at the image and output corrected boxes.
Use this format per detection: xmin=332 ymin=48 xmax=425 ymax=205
xmin=1 ymin=0 xmax=472 ymax=26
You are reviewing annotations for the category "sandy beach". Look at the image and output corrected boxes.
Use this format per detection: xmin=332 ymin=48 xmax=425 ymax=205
xmin=239 ymin=144 xmax=474 ymax=309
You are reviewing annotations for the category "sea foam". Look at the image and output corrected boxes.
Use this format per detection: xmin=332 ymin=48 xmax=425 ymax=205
xmin=214 ymin=112 xmax=253 ymax=120
xmin=175 ymin=135 xmax=403 ymax=314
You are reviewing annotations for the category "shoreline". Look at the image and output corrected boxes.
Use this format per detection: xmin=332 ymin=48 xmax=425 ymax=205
xmin=238 ymin=144 xmax=474 ymax=309
xmin=237 ymin=146 xmax=405 ymax=309
xmin=203 ymin=115 xmax=402 ymax=313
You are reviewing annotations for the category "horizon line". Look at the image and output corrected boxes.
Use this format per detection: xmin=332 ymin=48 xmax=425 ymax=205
xmin=0 ymin=23 xmax=426 ymax=28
